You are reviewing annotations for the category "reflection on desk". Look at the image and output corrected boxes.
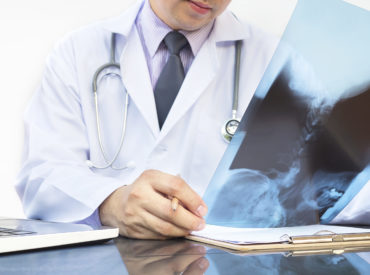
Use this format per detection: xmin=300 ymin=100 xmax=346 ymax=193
xmin=0 ymin=237 xmax=370 ymax=274
xmin=116 ymin=238 xmax=370 ymax=275
xmin=0 ymin=241 xmax=127 ymax=275
xmin=206 ymin=250 xmax=370 ymax=275
xmin=116 ymin=238 xmax=209 ymax=275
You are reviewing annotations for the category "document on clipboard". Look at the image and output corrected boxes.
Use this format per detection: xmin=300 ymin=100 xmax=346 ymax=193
xmin=190 ymin=224 xmax=370 ymax=245
xmin=187 ymin=224 xmax=370 ymax=252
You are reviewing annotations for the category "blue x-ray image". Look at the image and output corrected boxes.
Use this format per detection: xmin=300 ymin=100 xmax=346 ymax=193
xmin=203 ymin=0 xmax=370 ymax=227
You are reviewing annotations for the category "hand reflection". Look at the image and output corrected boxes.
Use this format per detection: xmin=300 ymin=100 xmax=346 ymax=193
xmin=116 ymin=238 xmax=209 ymax=275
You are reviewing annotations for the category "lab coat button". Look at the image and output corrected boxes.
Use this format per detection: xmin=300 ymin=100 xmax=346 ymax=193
xmin=158 ymin=145 xmax=168 ymax=152
xmin=126 ymin=161 xmax=136 ymax=168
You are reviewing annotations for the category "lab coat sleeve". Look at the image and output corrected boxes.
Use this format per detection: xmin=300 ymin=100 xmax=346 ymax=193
xmin=16 ymin=35 xmax=124 ymax=224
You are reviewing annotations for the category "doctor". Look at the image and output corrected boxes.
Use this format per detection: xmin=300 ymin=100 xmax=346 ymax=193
xmin=16 ymin=0 xmax=278 ymax=239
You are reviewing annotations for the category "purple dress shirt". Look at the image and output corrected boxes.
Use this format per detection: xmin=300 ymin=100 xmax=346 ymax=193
xmin=135 ymin=0 xmax=215 ymax=89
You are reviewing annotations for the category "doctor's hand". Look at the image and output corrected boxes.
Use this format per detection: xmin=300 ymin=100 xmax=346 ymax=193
xmin=99 ymin=170 xmax=208 ymax=239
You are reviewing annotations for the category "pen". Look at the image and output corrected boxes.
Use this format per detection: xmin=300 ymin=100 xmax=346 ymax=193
xmin=171 ymin=197 xmax=179 ymax=211
xmin=171 ymin=174 xmax=181 ymax=211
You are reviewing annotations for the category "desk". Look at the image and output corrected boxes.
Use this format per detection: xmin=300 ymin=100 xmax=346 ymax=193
xmin=1 ymin=237 xmax=370 ymax=274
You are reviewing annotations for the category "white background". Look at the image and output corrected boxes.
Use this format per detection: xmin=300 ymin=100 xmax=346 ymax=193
xmin=0 ymin=0 xmax=368 ymax=218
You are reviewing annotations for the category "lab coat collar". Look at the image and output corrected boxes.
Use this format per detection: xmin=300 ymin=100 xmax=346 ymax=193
xmin=211 ymin=10 xmax=250 ymax=43
xmin=101 ymin=0 xmax=144 ymax=39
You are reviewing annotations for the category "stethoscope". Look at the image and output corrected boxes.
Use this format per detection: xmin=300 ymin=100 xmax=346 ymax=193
xmin=222 ymin=37 xmax=242 ymax=143
xmin=87 ymin=33 xmax=241 ymax=170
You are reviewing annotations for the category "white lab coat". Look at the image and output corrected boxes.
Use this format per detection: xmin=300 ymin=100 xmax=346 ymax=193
xmin=16 ymin=0 xmax=370 ymax=225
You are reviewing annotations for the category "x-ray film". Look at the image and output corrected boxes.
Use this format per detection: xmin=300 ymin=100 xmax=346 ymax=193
xmin=203 ymin=0 xmax=370 ymax=227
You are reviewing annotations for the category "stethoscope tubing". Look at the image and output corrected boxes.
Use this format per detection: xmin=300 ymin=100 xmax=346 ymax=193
xmin=232 ymin=40 xmax=242 ymax=118
xmin=90 ymin=33 xmax=131 ymax=170
xmin=93 ymin=91 xmax=129 ymax=169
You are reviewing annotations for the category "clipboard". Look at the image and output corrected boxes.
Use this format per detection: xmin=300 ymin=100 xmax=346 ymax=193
xmin=186 ymin=229 xmax=370 ymax=254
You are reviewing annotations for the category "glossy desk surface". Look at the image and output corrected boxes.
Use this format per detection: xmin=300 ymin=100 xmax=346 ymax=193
xmin=1 ymin=237 xmax=370 ymax=274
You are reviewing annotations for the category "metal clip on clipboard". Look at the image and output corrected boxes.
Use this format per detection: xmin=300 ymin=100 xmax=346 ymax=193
xmin=285 ymin=230 xmax=370 ymax=256
xmin=290 ymin=230 xmax=370 ymax=244
xmin=187 ymin=229 xmax=370 ymax=254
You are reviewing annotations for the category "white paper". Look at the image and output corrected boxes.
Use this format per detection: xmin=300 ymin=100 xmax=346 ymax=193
xmin=191 ymin=224 xmax=370 ymax=244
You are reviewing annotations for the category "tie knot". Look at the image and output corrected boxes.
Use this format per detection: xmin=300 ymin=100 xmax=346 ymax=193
xmin=164 ymin=31 xmax=188 ymax=56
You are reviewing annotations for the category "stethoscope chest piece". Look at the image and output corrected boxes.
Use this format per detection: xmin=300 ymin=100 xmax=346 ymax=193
xmin=221 ymin=39 xmax=242 ymax=143
xmin=221 ymin=118 xmax=240 ymax=143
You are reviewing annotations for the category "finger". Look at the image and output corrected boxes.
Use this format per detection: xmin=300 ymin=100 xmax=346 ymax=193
xmin=116 ymin=206 xmax=168 ymax=240
xmin=119 ymin=222 xmax=166 ymax=240
xmin=139 ymin=208 xmax=191 ymax=237
xmin=183 ymin=257 xmax=209 ymax=275
xmin=146 ymin=171 xmax=208 ymax=217
xmin=143 ymin=190 xmax=205 ymax=232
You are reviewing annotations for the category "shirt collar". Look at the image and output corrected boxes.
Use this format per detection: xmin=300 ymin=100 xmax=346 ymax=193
xmin=136 ymin=0 xmax=214 ymax=58
xmin=102 ymin=0 xmax=249 ymax=46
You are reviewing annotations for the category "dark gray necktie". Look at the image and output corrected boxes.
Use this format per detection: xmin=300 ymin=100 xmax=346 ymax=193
xmin=154 ymin=31 xmax=189 ymax=129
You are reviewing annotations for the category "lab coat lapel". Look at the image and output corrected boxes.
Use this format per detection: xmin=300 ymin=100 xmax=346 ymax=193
xmin=102 ymin=0 xmax=159 ymax=136
xmin=102 ymin=1 xmax=143 ymax=37
xmin=120 ymin=28 xmax=160 ymax=136
xmin=159 ymin=39 xmax=219 ymax=137
xmin=159 ymin=11 xmax=249 ymax=138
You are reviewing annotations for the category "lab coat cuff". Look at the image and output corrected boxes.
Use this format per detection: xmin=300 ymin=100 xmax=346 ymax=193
xmin=77 ymin=208 xmax=102 ymax=228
